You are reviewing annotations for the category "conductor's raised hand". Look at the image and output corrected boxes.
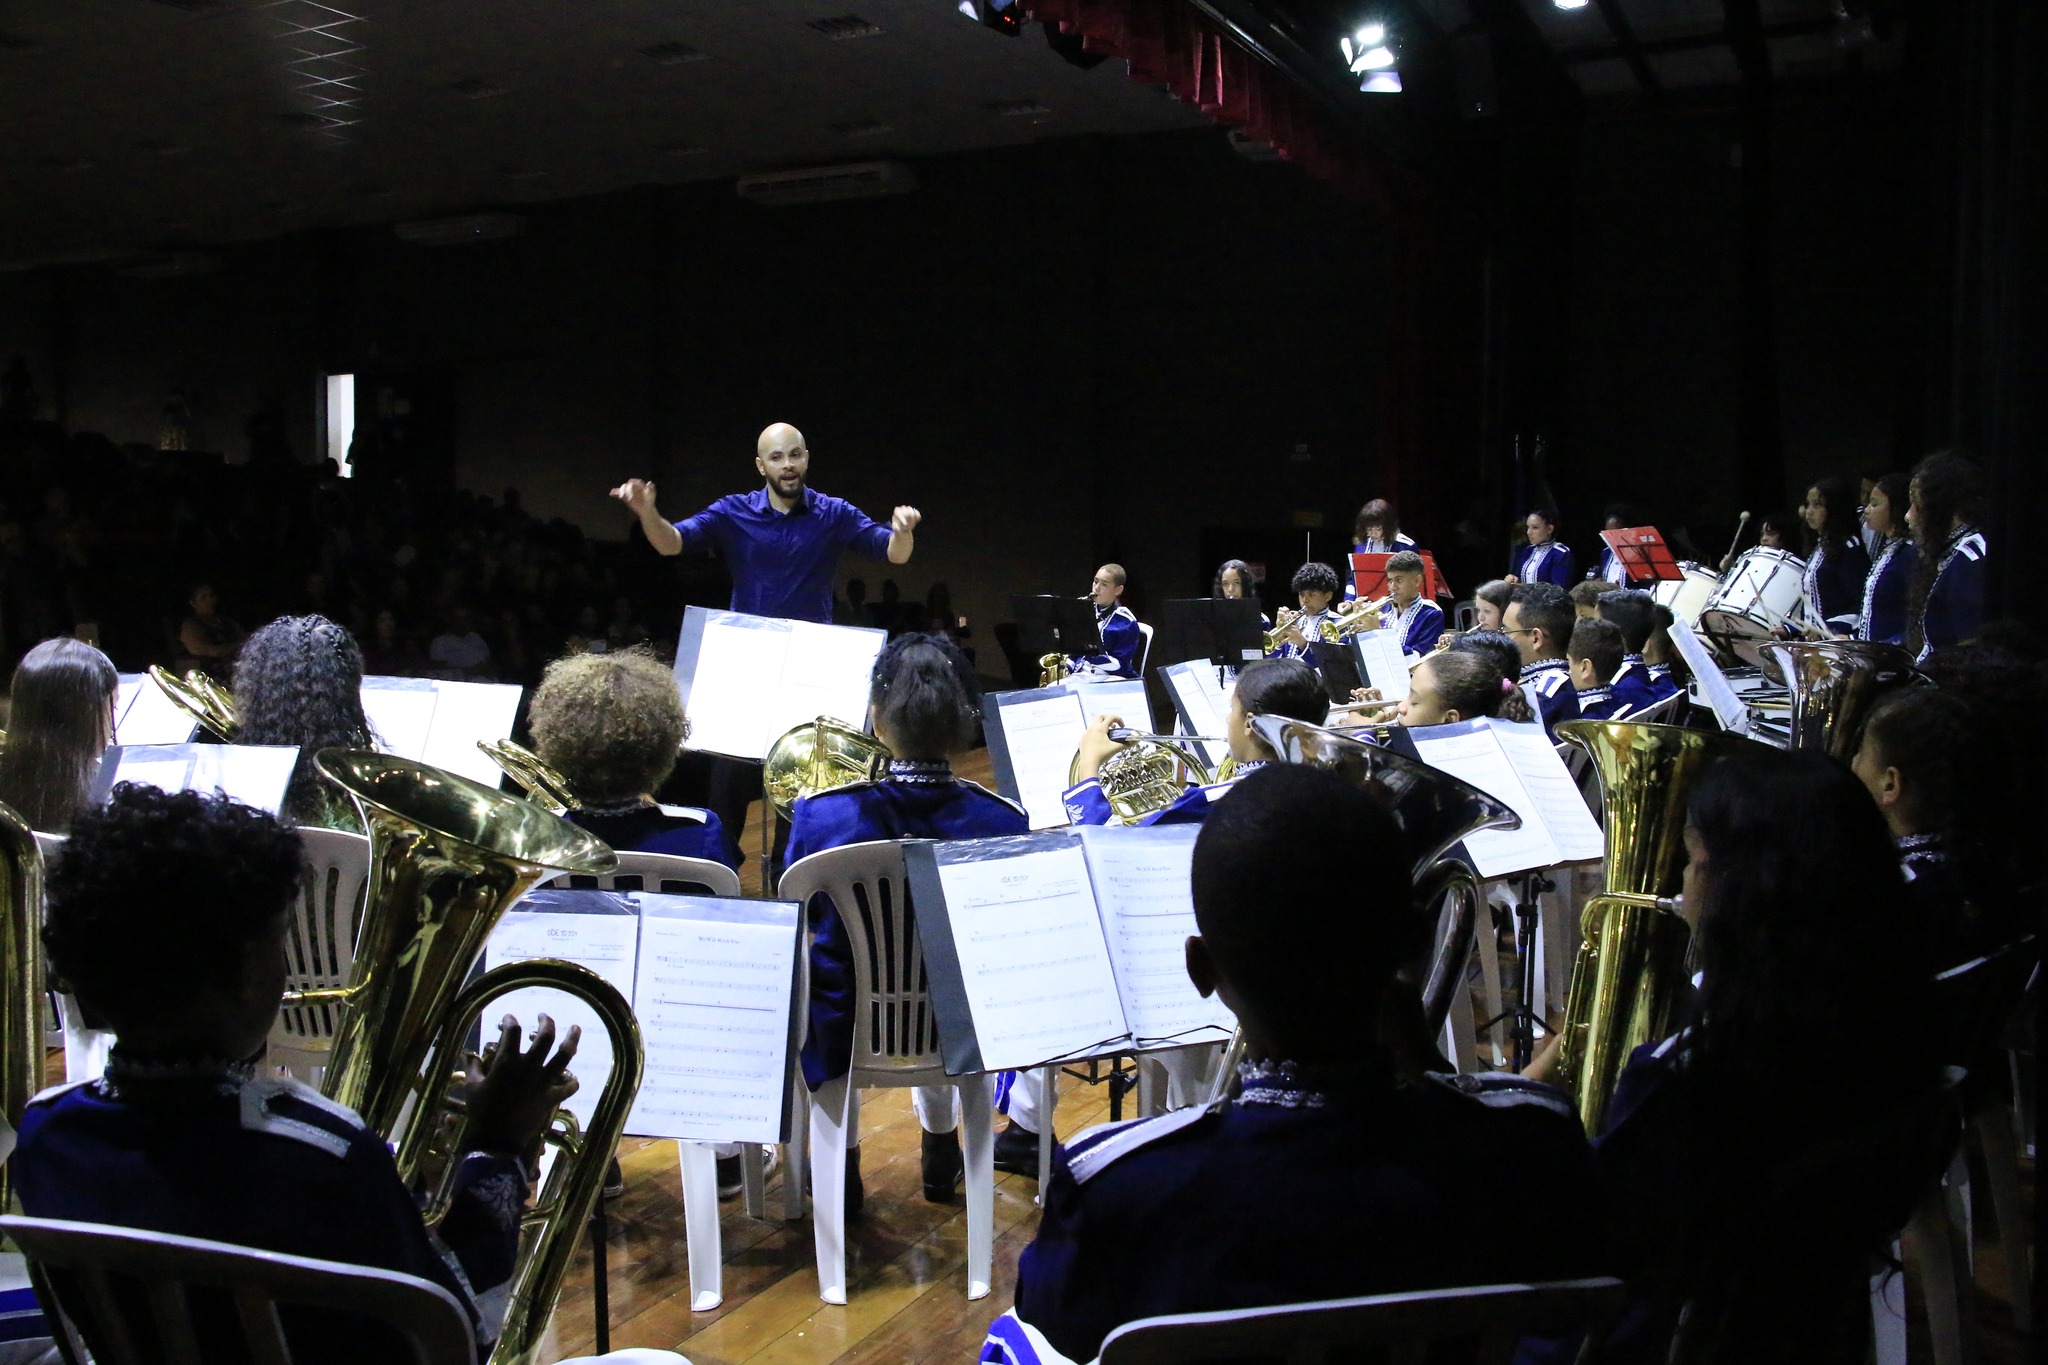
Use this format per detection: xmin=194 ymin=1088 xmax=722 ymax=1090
xmin=460 ymin=1013 xmax=581 ymax=1167
xmin=890 ymin=505 xmax=922 ymax=535
xmin=611 ymin=478 xmax=659 ymax=516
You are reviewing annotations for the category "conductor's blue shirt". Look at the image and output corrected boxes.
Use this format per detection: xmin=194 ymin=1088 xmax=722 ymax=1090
xmin=673 ymin=486 xmax=893 ymax=624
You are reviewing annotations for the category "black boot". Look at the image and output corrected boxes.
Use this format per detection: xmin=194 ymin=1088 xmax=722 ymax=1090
xmin=993 ymin=1121 xmax=1043 ymax=1178
xmin=921 ymin=1128 xmax=964 ymax=1203
xmin=844 ymin=1144 xmax=865 ymax=1221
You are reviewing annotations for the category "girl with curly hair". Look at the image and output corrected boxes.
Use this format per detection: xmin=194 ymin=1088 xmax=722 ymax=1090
xmin=232 ymin=615 xmax=376 ymax=829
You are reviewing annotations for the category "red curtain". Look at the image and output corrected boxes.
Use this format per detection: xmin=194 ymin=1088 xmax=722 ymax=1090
xmin=1025 ymin=0 xmax=1389 ymax=206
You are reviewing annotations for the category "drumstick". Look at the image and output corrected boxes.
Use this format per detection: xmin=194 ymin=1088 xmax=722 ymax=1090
xmin=1723 ymin=510 xmax=1751 ymax=565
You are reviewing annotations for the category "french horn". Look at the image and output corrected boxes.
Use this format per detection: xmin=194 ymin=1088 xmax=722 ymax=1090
xmin=147 ymin=664 xmax=239 ymax=742
xmin=478 ymin=737 xmax=579 ymax=815
xmin=762 ymin=716 xmax=891 ymax=823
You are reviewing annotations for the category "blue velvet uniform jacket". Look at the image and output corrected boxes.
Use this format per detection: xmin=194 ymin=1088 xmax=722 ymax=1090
xmin=1513 ymin=541 xmax=1574 ymax=587
xmin=1916 ymin=526 xmax=1987 ymax=661
xmin=1572 ymin=684 xmax=1634 ymax=722
xmin=1267 ymin=609 xmax=1335 ymax=669
xmin=1379 ymin=598 xmax=1445 ymax=659
xmin=672 ymin=485 xmax=892 ymax=623
xmin=985 ymin=1066 xmax=1607 ymax=1365
xmin=1072 ymin=603 xmax=1142 ymax=679
xmin=785 ymin=767 xmax=1028 ymax=1088
xmin=1609 ymin=655 xmax=1671 ymax=712
xmin=1519 ymin=659 xmax=1580 ymax=737
xmin=1801 ymin=538 xmax=1872 ymax=635
xmin=1855 ymin=538 xmax=1917 ymax=646
xmin=566 ymin=801 xmax=735 ymax=869
xmin=12 ymin=1064 xmax=525 ymax=1363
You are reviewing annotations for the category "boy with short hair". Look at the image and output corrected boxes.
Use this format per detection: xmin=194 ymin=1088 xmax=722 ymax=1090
xmin=1267 ymin=562 xmax=1341 ymax=668
xmin=1371 ymin=550 xmax=1444 ymax=660
xmin=1569 ymin=618 xmax=1634 ymax=720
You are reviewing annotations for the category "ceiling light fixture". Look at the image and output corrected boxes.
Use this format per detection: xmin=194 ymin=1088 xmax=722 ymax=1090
xmin=1553 ymin=0 xmax=1591 ymax=9
xmin=1339 ymin=22 xmax=1397 ymax=79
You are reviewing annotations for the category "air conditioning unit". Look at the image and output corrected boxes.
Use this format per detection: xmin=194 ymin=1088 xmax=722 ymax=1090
xmin=393 ymin=213 xmax=526 ymax=246
xmin=735 ymin=160 xmax=917 ymax=207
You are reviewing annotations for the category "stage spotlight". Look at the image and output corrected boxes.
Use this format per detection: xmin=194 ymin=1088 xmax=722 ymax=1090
xmin=1340 ymin=23 xmax=1395 ymax=75
xmin=1553 ymin=0 xmax=1591 ymax=9
xmin=1359 ymin=70 xmax=1402 ymax=93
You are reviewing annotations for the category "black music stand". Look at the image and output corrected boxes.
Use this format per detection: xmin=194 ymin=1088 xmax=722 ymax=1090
xmin=1156 ymin=597 xmax=1265 ymax=669
xmin=1600 ymin=527 xmax=1684 ymax=584
xmin=1312 ymin=641 xmax=1363 ymax=704
xmin=1010 ymin=595 xmax=1102 ymax=661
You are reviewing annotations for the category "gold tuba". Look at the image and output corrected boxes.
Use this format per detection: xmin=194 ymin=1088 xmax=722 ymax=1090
xmin=478 ymin=738 xmax=580 ymax=815
xmin=147 ymin=664 xmax=239 ymax=742
xmin=1758 ymin=639 xmax=1921 ymax=759
xmin=1552 ymin=719 xmax=1759 ymax=1133
xmin=762 ymin=716 xmax=891 ymax=823
xmin=0 ymin=799 xmax=43 ymax=1215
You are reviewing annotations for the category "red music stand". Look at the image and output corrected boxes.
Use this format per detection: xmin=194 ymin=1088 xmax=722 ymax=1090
xmin=1351 ymin=551 xmax=1453 ymax=601
xmin=1600 ymin=526 xmax=1684 ymax=584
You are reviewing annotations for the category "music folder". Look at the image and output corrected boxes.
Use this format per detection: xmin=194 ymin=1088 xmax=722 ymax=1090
xmin=1009 ymin=595 xmax=1103 ymax=661
xmin=1599 ymin=526 xmax=1684 ymax=583
xmin=905 ymin=825 xmax=1236 ymax=1076
xmin=93 ymin=743 xmax=301 ymax=815
xmin=983 ymin=678 xmax=1149 ymax=829
xmin=672 ymin=607 xmax=887 ymax=762
xmin=1387 ymin=719 xmax=1603 ymax=879
xmin=484 ymin=888 xmax=803 ymax=1145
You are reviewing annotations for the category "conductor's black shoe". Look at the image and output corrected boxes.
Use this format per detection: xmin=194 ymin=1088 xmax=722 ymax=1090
xmin=992 ymin=1122 xmax=1043 ymax=1178
xmin=601 ymin=1157 xmax=625 ymax=1201
xmin=921 ymin=1128 xmax=964 ymax=1203
xmin=845 ymin=1145 xmax=866 ymax=1221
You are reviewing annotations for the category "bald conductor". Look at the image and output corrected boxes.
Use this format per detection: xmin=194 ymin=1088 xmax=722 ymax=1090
xmin=613 ymin=422 xmax=921 ymax=625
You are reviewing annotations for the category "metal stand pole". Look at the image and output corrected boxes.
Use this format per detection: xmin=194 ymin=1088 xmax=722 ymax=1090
xmin=588 ymin=1202 xmax=610 ymax=1356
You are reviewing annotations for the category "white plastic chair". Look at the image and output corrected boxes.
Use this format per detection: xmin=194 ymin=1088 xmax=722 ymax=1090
xmin=33 ymin=832 xmax=110 ymax=1085
xmin=0 ymin=1214 xmax=473 ymax=1365
xmin=546 ymin=849 xmax=741 ymax=899
xmin=1135 ymin=621 xmax=1155 ymax=677
xmin=778 ymin=839 xmax=998 ymax=1304
xmin=268 ymin=827 xmax=371 ymax=1085
xmin=1096 ymin=1277 xmax=1627 ymax=1365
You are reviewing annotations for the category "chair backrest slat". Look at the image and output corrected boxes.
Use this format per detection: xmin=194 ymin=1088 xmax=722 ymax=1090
xmin=779 ymin=841 xmax=939 ymax=1074
xmin=548 ymin=849 xmax=742 ymax=899
xmin=235 ymin=1287 xmax=295 ymax=1365
xmin=143 ymin=1277 xmax=202 ymax=1364
xmin=276 ymin=829 xmax=370 ymax=1044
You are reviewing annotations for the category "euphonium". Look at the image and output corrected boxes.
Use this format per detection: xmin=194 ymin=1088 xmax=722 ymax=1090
xmin=147 ymin=664 xmax=239 ymax=741
xmin=762 ymin=716 xmax=891 ymax=823
xmin=1552 ymin=719 xmax=1758 ymax=1133
xmin=478 ymin=738 xmax=579 ymax=815
xmin=308 ymin=749 xmax=618 ymax=1141
xmin=0 ymin=799 xmax=42 ymax=1215
xmin=1758 ymin=639 xmax=1920 ymax=759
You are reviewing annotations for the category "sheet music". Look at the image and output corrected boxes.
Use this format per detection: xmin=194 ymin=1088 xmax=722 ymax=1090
xmin=1352 ymin=630 xmax=1411 ymax=701
xmin=676 ymin=609 xmax=884 ymax=761
xmin=1667 ymin=618 xmax=1750 ymax=735
xmin=927 ymin=837 xmax=1129 ymax=1070
xmin=100 ymin=744 xmax=301 ymax=815
xmin=1404 ymin=722 xmax=1569 ymax=877
xmin=1077 ymin=825 xmax=1234 ymax=1046
xmin=1066 ymin=677 xmax=1147 ymax=729
xmin=359 ymin=677 xmax=440 ymax=763
xmin=989 ymin=691 xmax=1089 ymax=830
xmin=1161 ymin=661 xmax=1232 ymax=772
xmin=483 ymin=893 xmax=643 ymax=1132
xmin=627 ymin=895 xmax=799 ymax=1144
xmin=416 ymin=680 xmax=523 ymax=785
xmin=115 ymin=674 xmax=198 ymax=745
xmin=1489 ymin=720 xmax=1604 ymax=864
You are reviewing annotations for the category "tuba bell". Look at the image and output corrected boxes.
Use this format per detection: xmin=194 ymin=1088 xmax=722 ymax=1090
xmin=1552 ymin=719 xmax=1760 ymax=1133
xmin=478 ymin=738 xmax=580 ymax=815
xmin=1758 ymin=639 xmax=1921 ymax=759
xmin=147 ymin=664 xmax=239 ymax=742
xmin=0 ymin=799 xmax=43 ymax=1216
xmin=762 ymin=716 xmax=892 ymax=823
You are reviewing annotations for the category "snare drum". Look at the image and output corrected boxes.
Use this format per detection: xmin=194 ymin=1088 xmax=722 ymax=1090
xmin=1700 ymin=547 xmax=1807 ymax=667
xmin=1653 ymin=564 xmax=1720 ymax=630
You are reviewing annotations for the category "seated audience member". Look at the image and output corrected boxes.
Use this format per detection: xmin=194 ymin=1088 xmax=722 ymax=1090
xmin=1568 ymin=619 xmax=1633 ymax=721
xmin=529 ymin=647 xmax=732 ymax=869
xmin=1504 ymin=583 xmax=1579 ymax=735
xmin=1370 ymin=551 xmax=1443 ymax=659
xmin=233 ymin=615 xmax=377 ymax=830
xmin=1598 ymin=590 xmax=1675 ymax=710
xmin=1068 ymin=564 xmax=1142 ymax=679
xmin=784 ymin=635 xmax=1034 ymax=1204
xmin=0 ymin=638 xmax=118 ymax=834
xmin=13 ymin=786 xmax=578 ymax=1363
xmin=1595 ymin=750 xmax=1937 ymax=1363
xmin=359 ymin=607 xmax=426 ymax=677
xmin=987 ymin=765 xmax=1607 ymax=1365
xmin=175 ymin=582 xmax=245 ymax=680
xmin=1266 ymin=562 xmax=1341 ymax=668
xmin=1397 ymin=649 xmax=1535 ymax=728
xmin=1509 ymin=509 xmax=1573 ymax=587
xmin=1065 ymin=658 xmax=1328 ymax=827
xmin=428 ymin=606 xmax=494 ymax=681
xmin=1569 ymin=578 xmax=1621 ymax=621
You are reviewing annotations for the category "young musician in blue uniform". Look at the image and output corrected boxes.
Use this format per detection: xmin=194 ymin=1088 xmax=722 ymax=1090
xmin=1067 ymin=564 xmax=1143 ymax=679
xmin=1341 ymin=499 xmax=1421 ymax=605
xmin=1395 ymin=649 xmax=1535 ymax=727
xmin=1212 ymin=559 xmax=1269 ymax=628
xmin=1266 ymin=562 xmax=1340 ymax=668
xmin=983 ymin=765 xmax=1607 ymax=1365
xmin=784 ymin=634 xmax=1037 ymax=1205
xmin=1370 ymin=551 xmax=1443 ymax=659
xmin=1567 ymin=619 xmax=1635 ymax=721
xmin=1509 ymin=509 xmax=1573 ymax=587
xmin=1854 ymin=471 xmax=1916 ymax=646
xmin=11 ymin=786 xmax=579 ymax=1365
xmin=1598 ymin=590 xmax=1676 ymax=711
xmin=1794 ymin=476 xmax=1871 ymax=636
xmin=1063 ymin=658 xmax=1328 ymax=827
xmin=1591 ymin=751 xmax=1936 ymax=1362
xmin=530 ymin=647 xmax=734 ymax=868
xmin=609 ymin=422 xmax=923 ymax=865
xmin=1904 ymin=451 xmax=1988 ymax=662
xmin=1591 ymin=505 xmax=1637 ymax=586
xmin=1502 ymin=582 xmax=1580 ymax=736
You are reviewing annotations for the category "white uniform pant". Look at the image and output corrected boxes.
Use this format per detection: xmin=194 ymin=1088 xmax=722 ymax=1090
xmin=912 ymin=1067 xmax=1047 ymax=1135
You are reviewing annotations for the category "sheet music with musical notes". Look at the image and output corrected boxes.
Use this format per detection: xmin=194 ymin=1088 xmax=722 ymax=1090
xmin=95 ymin=744 xmax=300 ymax=815
xmin=1402 ymin=719 xmax=1601 ymax=877
xmin=673 ymin=608 xmax=886 ymax=761
xmin=1350 ymin=630 xmax=1412 ymax=701
xmin=1076 ymin=825 xmax=1234 ymax=1046
xmin=984 ymin=689 xmax=1089 ymax=829
xmin=1666 ymin=618 xmax=1750 ymax=735
xmin=358 ymin=676 xmax=522 ymax=787
xmin=114 ymin=674 xmax=199 ymax=746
